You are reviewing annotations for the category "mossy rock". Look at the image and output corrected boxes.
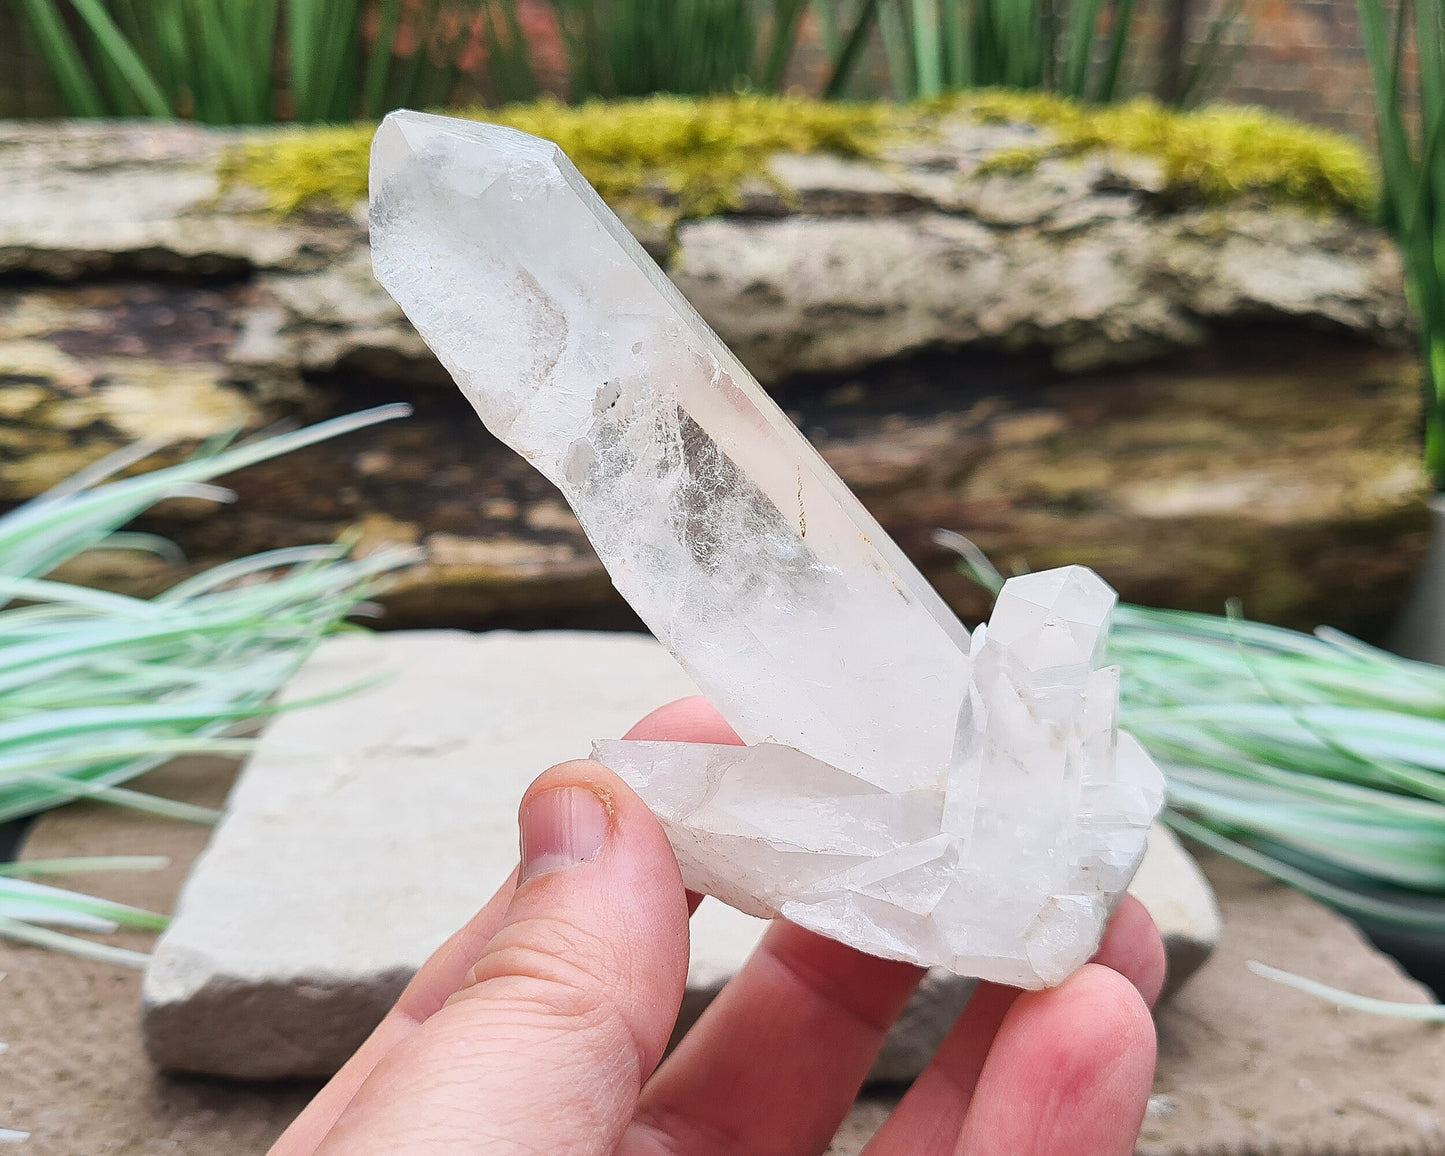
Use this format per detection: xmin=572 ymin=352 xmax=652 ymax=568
xmin=961 ymin=91 xmax=1377 ymax=213
xmin=223 ymin=95 xmax=896 ymax=223
xmin=224 ymin=91 xmax=1378 ymax=226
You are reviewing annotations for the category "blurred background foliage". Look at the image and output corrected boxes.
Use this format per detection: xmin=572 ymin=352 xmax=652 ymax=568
xmin=6 ymin=0 xmax=1250 ymax=124
xmin=1358 ymin=0 xmax=1445 ymax=487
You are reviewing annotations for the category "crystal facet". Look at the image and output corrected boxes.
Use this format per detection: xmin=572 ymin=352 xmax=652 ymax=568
xmin=369 ymin=110 xmax=1165 ymax=987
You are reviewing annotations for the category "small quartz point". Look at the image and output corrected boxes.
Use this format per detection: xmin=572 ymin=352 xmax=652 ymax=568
xmin=369 ymin=111 xmax=1165 ymax=987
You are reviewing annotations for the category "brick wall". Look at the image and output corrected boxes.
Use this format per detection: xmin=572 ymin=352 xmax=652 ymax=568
xmin=1208 ymin=0 xmax=1377 ymax=137
xmin=1121 ymin=0 xmax=1376 ymax=134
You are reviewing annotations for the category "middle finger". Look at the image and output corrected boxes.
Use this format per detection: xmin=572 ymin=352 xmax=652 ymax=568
xmin=620 ymin=919 xmax=923 ymax=1156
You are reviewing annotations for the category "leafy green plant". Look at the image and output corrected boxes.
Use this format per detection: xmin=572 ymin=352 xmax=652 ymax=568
xmin=15 ymin=0 xmax=484 ymax=123
xmin=18 ymin=0 xmax=1253 ymax=116
xmin=1359 ymin=0 xmax=1445 ymax=488
xmin=0 ymin=404 xmax=417 ymax=962
xmin=821 ymin=0 xmax=1138 ymax=101
xmin=17 ymin=0 xmax=831 ymax=120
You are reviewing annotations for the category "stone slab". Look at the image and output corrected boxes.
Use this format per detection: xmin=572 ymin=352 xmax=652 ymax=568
xmin=8 ymin=772 xmax=1444 ymax=1154
xmin=141 ymin=629 xmax=705 ymax=1077
xmin=142 ymin=628 xmax=1217 ymax=1082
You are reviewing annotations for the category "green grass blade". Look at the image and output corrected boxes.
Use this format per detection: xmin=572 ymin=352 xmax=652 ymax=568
xmin=1166 ymin=813 xmax=1445 ymax=931
xmin=823 ymin=0 xmax=883 ymax=97
xmin=67 ymin=0 xmax=173 ymax=116
xmin=943 ymin=0 xmax=971 ymax=87
xmin=879 ymin=0 xmax=915 ymax=97
xmin=762 ymin=0 xmax=810 ymax=90
xmin=1062 ymin=0 xmax=1106 ymax=97
xmin=1096 ymin=0 xmax=1138 ymax=100
xmin=17 ymin=0 xmax=106 ymax=115
xmin=911 ymin=0 xmax=944 ymax=96
xmin=0 ymin=914 xmax=151 ymax=969
xmin=0 ymin=878 xmax=166 ymax=931
xmin=1247 ymin=961 xmax=1445 ymax=1019
xmin=0 ymin=856 xmax=169 ymax=877
xmin=1174 ymin=0 xmax=1247 ymax=106
xmin=814 ymin=0 xmax=842 ymax=58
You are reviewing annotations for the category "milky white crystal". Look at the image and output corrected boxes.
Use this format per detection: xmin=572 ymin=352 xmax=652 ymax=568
xmin=369 ymin=110 xmax=1165 ymax=987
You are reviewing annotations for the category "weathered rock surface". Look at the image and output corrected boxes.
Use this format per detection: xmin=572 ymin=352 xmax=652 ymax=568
xmin=0 ymin=120 xmax=355 ymax=279
xmin=1 ymin=275 xmax=1429 ymax=634
xmin=0 ymin=120 xmax=1409 ymax=382
xmin=10 ymin=745 xmax=1443 ymax=1155
xmin=143 ymin=629 xmax=1218 ymax=1081
xmin=672 ymin=204 xmax=1408 ymax=380
xmin=0 ymin=119 xmax=1429 ymax=634
xmin=227 ymin=149 xmax=1409 ymax=391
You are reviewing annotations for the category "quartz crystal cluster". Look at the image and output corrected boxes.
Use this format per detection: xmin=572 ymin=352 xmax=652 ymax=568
xmin=369 ymin=110 xmax=1165 ymax=987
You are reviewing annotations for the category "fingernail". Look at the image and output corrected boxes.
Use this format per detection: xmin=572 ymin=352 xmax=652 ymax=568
xmin=519 ymin=786 xmax=611 ymax=884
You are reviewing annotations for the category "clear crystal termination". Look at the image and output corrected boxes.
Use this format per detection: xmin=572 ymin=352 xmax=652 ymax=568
xmin=369 ymin=110 xmax=1165 ymax=987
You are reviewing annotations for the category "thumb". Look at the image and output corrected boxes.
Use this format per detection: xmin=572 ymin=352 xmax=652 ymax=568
xmin=315 ymin=760 xmax=691 ymax=1156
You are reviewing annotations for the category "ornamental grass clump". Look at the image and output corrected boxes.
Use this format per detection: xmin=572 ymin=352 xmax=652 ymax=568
xmin=1111 ymin=607 xmax=1445 ymax=934
xmin=18 ymin=0 xmax=461 ymax=122
xmin=939 ymin=531 xmax=1445 ymax=1018
xmin=16 ymin=0 xmax=840 ymax=122
xmin=0 ymin=404 xmax=417 ymax=963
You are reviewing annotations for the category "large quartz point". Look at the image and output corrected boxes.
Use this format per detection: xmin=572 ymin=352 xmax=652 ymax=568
xmin=369 ymin=111 xmax=1165 ymax=987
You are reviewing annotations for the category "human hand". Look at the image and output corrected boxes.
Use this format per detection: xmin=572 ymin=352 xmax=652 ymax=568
xmin=272 ymin=696 xmax=1164 ymax=1156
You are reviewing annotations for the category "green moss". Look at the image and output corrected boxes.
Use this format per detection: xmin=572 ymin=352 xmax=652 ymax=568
xmin=224 ymin=95 xmax=899 ymax=220
xmin=223 ymin=125 xmax=375 ymax=214
xmin=225 ymin=91 xmax=1377 ymax=221
xmin=960 ymin=91 xmax=1378 ymax=214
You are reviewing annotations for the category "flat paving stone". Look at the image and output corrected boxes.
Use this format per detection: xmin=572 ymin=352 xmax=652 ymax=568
xmin=141 ymin=629 xmax=707 ymax=1077
xmin=139 ymin=629 xmax=1217 ymax=1082
xmin=5 ymin=748 xmax=1444 ymax=1153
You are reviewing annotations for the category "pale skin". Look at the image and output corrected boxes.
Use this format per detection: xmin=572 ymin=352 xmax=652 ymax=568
xmin=272 ymin=696 xmax=1164 ymax=1156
